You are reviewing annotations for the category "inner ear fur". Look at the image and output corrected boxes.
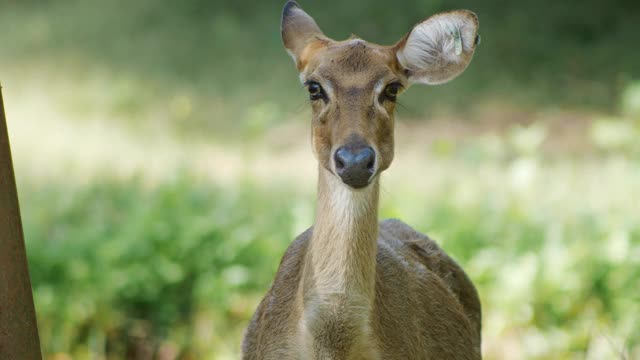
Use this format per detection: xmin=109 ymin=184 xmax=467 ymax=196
xmin=395 ymin=10 xmax=479 ymax=85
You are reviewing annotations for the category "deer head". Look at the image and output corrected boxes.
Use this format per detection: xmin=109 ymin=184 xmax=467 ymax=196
xmin=281 ymin=1 xmax=479 ymax=189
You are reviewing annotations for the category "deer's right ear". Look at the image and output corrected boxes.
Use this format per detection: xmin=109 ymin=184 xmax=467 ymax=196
xmin=281 ymin=1 xmax=325 ymax=68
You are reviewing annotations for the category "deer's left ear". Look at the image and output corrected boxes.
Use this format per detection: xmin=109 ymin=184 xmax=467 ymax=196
xmin=395 ymin=10 xmax=480 ymax=85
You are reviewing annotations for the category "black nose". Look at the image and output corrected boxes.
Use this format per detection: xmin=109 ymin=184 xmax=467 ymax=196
xmin=334 ymin=145 xmax=376 ymax=188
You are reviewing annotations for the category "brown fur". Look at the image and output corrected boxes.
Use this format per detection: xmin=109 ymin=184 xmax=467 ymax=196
xmin=242 ymin=217 xmax=481 ymax=359
xmin=242 ymin=2 xmax=481 ymax=359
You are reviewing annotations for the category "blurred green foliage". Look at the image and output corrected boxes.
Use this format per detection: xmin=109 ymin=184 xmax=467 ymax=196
xmin=20 ymin=159 xmax=640 ymax=358
xmin=23 ymin=177 xmax=299 ymax=357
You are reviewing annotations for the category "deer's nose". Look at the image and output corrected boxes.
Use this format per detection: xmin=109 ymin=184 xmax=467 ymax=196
xmin=334 ymin=145 xmax=376 ymax=188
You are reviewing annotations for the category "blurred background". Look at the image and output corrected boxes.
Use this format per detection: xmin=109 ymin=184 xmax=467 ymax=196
xmin=1 ymin=0 xmax=639 ymax=358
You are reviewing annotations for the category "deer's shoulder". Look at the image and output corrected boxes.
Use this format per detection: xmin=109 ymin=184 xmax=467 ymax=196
xmin=241 ymin=228 xmax=312 ymax=359
xmin=378 ymin=218 xmax=462 ymax=276
xmin=377 ymin=218 xmax=482 ymax=340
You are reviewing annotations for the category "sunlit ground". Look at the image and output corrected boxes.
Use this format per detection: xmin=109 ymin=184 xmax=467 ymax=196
xmin=4 ymin=61 xmax=640 ymax=360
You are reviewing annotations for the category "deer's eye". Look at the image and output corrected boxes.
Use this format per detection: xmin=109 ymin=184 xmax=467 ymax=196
xmin=305 ymin=81 xmax=324 ymax=101
xmin=383 ymin=83 xmax=402 ymax=102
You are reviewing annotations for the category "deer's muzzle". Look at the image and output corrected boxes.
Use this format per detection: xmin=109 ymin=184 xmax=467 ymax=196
xmin=334 ymin=144 xmax=375 ymax=189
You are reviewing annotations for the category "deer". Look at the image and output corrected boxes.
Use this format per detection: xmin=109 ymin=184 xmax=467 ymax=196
xmin=242 ymin=1 xmax=482 ymax=359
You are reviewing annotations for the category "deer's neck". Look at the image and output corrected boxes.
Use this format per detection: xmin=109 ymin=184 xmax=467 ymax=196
xmin=298 ymin=166 xmax=379 ymax=350
xmin=306 ymin=166 xmax=379 ymax=298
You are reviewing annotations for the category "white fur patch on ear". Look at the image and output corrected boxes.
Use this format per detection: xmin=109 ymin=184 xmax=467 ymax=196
xmin=397 ymin=11 xmax=479 ymax=85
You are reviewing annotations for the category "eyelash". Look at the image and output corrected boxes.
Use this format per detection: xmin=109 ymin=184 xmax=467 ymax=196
xmin=381 ymin=82 xmax=403 ymax=103
xmin=304 ymin=81 xmax=325 ymax=101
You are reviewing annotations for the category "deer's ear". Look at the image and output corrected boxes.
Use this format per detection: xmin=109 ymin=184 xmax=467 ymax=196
xmin=281 ymin=1 xmax=326 ymax=66
xmin=395 ymin=10 xmax=479 ymax=85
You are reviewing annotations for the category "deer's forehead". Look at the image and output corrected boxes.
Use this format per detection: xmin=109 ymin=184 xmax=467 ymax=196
xmin=330 ymin=40 xmax=392 ymax=70
xmin=304 ymin=40 xmax=398 ymax=88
